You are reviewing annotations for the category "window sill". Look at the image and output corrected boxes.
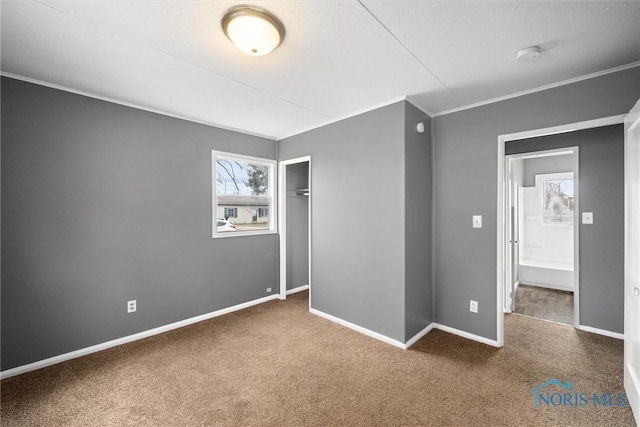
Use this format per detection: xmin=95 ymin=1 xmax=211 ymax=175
xmin=212 ymin=229 xmax=277 ymax=239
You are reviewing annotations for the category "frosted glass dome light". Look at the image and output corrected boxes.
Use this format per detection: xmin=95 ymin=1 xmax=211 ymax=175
xmin=222 ymin=5 xmax=285 ymax=56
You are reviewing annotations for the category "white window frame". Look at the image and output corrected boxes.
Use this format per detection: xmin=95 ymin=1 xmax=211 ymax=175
xmin=535 ymin=172 xmax=574 ymax=226
xmin=212 ymin=150 xmax=277 ymax=238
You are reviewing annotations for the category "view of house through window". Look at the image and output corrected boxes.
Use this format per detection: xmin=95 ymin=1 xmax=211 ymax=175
xmin=212 ymin=151 xmax=276 ymax=237
xmin=541 ymin=174 xmax=574 ymax=224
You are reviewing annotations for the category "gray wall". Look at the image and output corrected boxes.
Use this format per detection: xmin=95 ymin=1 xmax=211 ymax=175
xmin=285 ymin=162 xmax=309 ymax=290
xmin=506 ymin=125 xmax=624 ymax=333
xmin=432 ymin=66 xmax=640 ymax=341
xmin=522 ymin=154 xmax=574 ymax=187
xmin=404 ymin=103 xmax=433 ymax=340
xmin=278 ymin=102 xmax=406 ymax=342
xmin=1 ymin=77 xmax=278 ymax=370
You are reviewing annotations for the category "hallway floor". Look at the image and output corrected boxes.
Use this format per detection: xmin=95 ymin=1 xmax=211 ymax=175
xmin=514 ymin=283 xmax=574 ymax=325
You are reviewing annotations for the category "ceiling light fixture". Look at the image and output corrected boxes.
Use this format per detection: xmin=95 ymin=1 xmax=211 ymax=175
xmin=516 ymin=46 xmax=540 ymax=62
xmin=221 ymin=5 xmax=285 ymax=56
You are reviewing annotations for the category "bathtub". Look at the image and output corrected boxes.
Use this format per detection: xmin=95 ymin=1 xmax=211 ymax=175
xmin=518 ymin=259 xmax=574 ymax=292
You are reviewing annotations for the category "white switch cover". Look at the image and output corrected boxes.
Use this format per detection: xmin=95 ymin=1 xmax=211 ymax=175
xmin=472 ymin=215 xmax=482 ymax=228
xmin=582 ymin=212 xmax=594 ymax=224
xmin=470 ymin=300 xmax=478 ymax=313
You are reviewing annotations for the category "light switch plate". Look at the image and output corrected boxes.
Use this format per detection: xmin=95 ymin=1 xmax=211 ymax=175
xmin=472 ymin=215 xmax=482 ymax=228
xmin=582 ymin=212 xmax=593 ymax=224
xmin=470 ymin=300 xmax=478 ymax=313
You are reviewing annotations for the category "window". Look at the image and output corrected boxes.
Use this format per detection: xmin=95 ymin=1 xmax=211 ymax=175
xmin=536 ymin=172 xmax=574 ymax=224
xmin=212 ymin=151 xmax=276 ymax=237
xmin=224 ymin=207 xmax=238 ymax=218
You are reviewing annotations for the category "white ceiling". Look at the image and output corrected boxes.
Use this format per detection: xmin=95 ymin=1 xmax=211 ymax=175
xmin=2 ymin=1 xmax=639 ymax=140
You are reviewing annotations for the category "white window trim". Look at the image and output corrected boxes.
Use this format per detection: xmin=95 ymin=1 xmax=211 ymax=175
xmin=212 ymin=150 xmax=277 ymax=239
xmin=535 ymin=172 xmax=574 ymax=227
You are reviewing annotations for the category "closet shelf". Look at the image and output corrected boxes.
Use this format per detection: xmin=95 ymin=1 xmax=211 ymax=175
xmin=286 ymin=188 xmax=310 ymax=197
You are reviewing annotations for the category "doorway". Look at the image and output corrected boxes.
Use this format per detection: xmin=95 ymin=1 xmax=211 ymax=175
xmin=504 ymin=148 xmax=578 ymax=326
xmin=496 ymin=114 xmax=626 ymax=347
xmin=278 ymin=157 xmax=311 ymax=304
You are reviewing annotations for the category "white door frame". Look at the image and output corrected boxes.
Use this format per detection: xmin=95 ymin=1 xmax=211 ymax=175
xmin=278 ymin=156 xmax=312 ymax=303
xmin=624 ymin=100 xmax=640 ymax=423
xmin=504 ymin=148 xmax=580 ymax=326
xmin=496 ymin=114 xmax=626 ymax=347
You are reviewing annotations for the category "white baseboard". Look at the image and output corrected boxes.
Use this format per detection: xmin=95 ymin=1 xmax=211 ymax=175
xmin=0 ymin=294 xmax=280 ymax=380
xmin=3 ymin=296 xmax=507 ymax=380
xmin=405 ymin=323 xmax=435 ymax=348
xmin=309 ymin=308 xmax=407 ymax=349
xmin=576 ymin=324 xmax=624 ymax=340
xmin=432 ymin=323 xmax=501 ymax=348
xmin=286 ymin=284 xmax=309 ymax=295
xmin=309 ymin=309 xmax=501 ymax=350
xmin=520 ymin=281 xmax=574 ymax=293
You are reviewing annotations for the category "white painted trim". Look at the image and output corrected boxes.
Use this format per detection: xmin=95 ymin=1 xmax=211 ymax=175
xmin=404 ymin=96 xmax=434 ymax=117
xmin=280 ymin=156 xmax=313 ymax=166
xmin=433 ymin=62 xmax=640 ymax=118
xmin=433 ymin=323 xmax=501 ymax=348
xmin=503 ymin=115 xmax=626 ymax=143
xmin=286 ymin=284 xmax=309 ymax=295
xmin=405 ymin=323 xmax=435 ymax=349
xmin=519 ymin=281 xmax=574 ymax=293
xmin=278 ymin=161 xmax=287 ymax=300
xmin=278 ymin=156 xmax=312 ymax=303
xmin=572 ymin=150 xmax=581 ymax=328
xmin=497 ymin=116 xmax=625 ymax=348
xmin=212 ymin=150 xmax=277 ymax=239
xmin=506 ymin=148 xmax=580 ymax=323
xmin=497 ymin=146 xmax=506 ymax=347
xmin=0 ymin=294 xmax=279 ymax=380
xmin=277 ymin=97 xmax=407 ymax=141
xmin=1 ymin=72 xmax=277 ymax=141
xmin=576 ymin=325 xmax=624 ymax=340
xmin=504 ymin=281 xmax=520 ymax=314
xmin=309 ymin=308 xmax=407 ymax=349
xmin=624 ymin=99 xmax=640 ymax=425
xmin=309 ymin=307 xmax=499 ymax=350
xmin=308 ymin=160 xmax=313 ymax=312
xmin=6 ymin=62 xmax=635 ymax=142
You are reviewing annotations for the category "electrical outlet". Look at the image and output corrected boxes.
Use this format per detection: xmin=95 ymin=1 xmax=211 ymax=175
xmin=470 ymin=300 xmax=478 ymax=313
xmin=127 ymin=300 xmax=136 ymax=313
xmin=266 ymin=288 xmax=272 ymax=293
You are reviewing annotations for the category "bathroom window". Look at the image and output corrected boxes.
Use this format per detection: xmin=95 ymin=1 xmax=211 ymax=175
xmin=537 ymin=173 xmax=574 ymax=224
xmin=212 ymin=151 xmax=276 ymax=238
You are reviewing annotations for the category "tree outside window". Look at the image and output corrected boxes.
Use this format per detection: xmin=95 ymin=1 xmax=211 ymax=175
xmin=542 ymin=178 xmax=574 ymax=223
xmin=212 ymin=151 xmax=276 ymax=238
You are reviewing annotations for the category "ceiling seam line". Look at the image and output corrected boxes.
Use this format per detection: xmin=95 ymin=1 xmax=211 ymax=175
xmin=356 ymin=0 xmax=449 ymax=90
xmin=31 ymin=0 xmax=332 ymax=119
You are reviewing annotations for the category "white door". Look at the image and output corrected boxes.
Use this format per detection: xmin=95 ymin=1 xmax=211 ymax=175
xmin=624 ymin=99 xmax=640 ymax=423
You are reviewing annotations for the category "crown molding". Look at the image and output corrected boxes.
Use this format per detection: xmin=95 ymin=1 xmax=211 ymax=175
xmin=0 ymin=72 xmax=277 ymax=141
xmin=432 ymin=62 xmax=640 ymax=118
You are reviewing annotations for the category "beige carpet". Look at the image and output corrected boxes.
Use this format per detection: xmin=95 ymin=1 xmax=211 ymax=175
xmin=1 ymin=291 xmax=635 ymax=426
